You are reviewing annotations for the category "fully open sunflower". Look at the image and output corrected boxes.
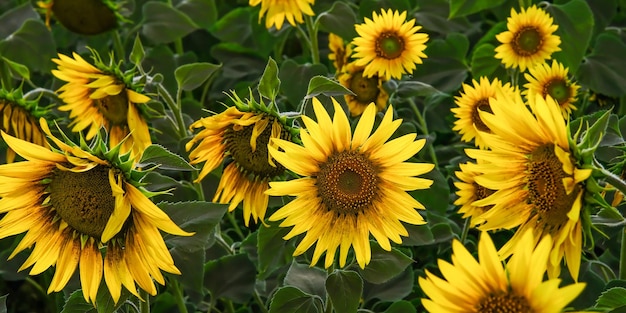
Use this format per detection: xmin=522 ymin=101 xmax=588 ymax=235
xmin=328 ymin=33 xmax=352 ymax=73
xmin=0 ymin=88 xmax=48 ymax=163
xmin=338 ymin=61 xmax=389 ymax=117
xmin=419 ymin=231 xmax=585 ymax=312
xmin=266 ymin=97 xmax=434 ymax=268
xmin=454 ymin=162 xmax=495 ymax=227
xmin=249 ymin=0 xmax=314 ymax=30
xmin=451 ymin=77 xmax=515 ymax=149
xmin=352 ymin=9 xmax=429 ymax=80
xmin=495 ymin=5 xmax=561 ymax=71
xmin=52 ymin=51 xmax=152 ymax=160
xmin=524 ymin=60 xmax=580 ymax=118
xmin=465 ymin=93 xmax=592 ymax=279
xmin=38 ymin=0 xmax=124 ymax=35
xmin=0 ymin=118 xmax=193 ymax=304
xmin=186 ymin=92 xmax=294 ymax=226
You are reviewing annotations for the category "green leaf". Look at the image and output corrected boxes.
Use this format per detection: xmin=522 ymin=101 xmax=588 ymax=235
xmin=279 ymin=60 xmax=328 ymax=108
xmin=317 ymin=2 xmax=358 ymax=40
xmin=579 ymin=110 xmax=611 ymax=151
xmin=138 ymin=144 xmax=195 ymax=171
xmin=0 ymin=295 xmax=6 ymax=313
xmin=547 ymin=0 xmax=594 ymax=73
xmin=362 ymin=266 xmax=414 ymax=302
xmin=394 ymin=81 xmax=445 ymax=98
xmin=141 ymin=1 xmax=198 ymax=44
xmin=596 ymin=287 xmax=626 ymax=310
xmin=305 ymin=75 xmax=353 ymax=100
xmin=176 ymin=0 xmax=218 ymax=30
xmin=130 ymin=34 xmax=145 ymax=66
xmin=284 ymin=261 xmax=328 ymax=300
xmin=1 ymin=57 xmax=29 ymax=81
xmin=209 ymin=7 xmax=276 ymax=58
xmin=325 ymin=270 xmax=363 ymax=313
xmin=175 ymin=62 xmax=222 ymax=91
xmin=356 ymin=242 xmax=413 ymax=284
xmin=258 ymin=57 xmax=280 ymax=102
xmin=0 ymin=2 xmax=39 ymax=39
xmin=384 ymin=300 xmax=416 ymax=313
xmin=470 ymin=43 xmax=506 ymax=79
xmin=576 ymin=32 xmax=626 ymax=97
xmin=0 ymin=19 xmax=56 ymax=73
xmin=410 ymin=168 xmax=449 ymax=214
xmin=60 ymin=285 xmax=130 ymax=313
xmin=269 ymin=286 xmax=324 ymax=313
xmin=61 ymin=291 xmax=96 ymax=313
xmin=411 ymin=32 xmax=469 ymax=93
xmin=449 ymin=0 xmax=506 ymax=19
xmin=257 ymin=224 xmax=295 ymax=279
xmin=204 ymin=254 xmax=257 ymax=303
xmin=160 ymin=201 xmax=228 ymax=251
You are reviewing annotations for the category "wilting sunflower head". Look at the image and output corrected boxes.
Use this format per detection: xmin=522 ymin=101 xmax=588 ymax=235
xmin=328 ymin=33 xmax=353 ymax=73
xmin=453 ymin=162 xmax=495 ymax=227
xmin=0 ymin=117 xmax=192 ymax=304
xmin=523 ymin=60 xmax=580 ymax=118
xmin=339 ymin=61 xmax=389 ymax=117
xmin=186 ymin=91 xmax=296 ymax=226
xmin=352 ymin=9 xmax=429 ymax=80
xmin=419 ymin=231 xmax=585 ymax=313
xmin=52 ymin=49 xmax=153 ymax=160
xmin=464 ymin=94 xmax=592 ymax=280
xmin=495 ymin=5 xmax=561 ymax=71
xmin=0 ymin=88 xmax=48 ymax=163
xmin=266 ymin=97 xmax=434 ymax=269
xmin=451 ymin=76 xmax=516 ymax=149
xmin=249 ymin=0 xmax=315 ymax=30
xmin=38 ymin=0 xmax=127 ymax=35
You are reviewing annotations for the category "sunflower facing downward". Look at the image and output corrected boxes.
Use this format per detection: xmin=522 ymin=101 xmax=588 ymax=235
xmin=249 ymin=0 xmax=315 ymax=30
xmin=52 ymin=51 xmax=152 ymax=160
xmin=524 ymin=60 xmax=580 ymax=118
xmin=495 ymin=5 xmax=561 ymax=71
xmin=352 ymin=9 xmax=429 ymax=80
xmin=38 ymin=0 xmax=124 ymax=35
xmin=0 ymin=88 xmax=48 ymax=163
xmin=419 ymin=231 xmax=585 ymax=312
xmin=339 ymin=61 xmax=389 ymax=116
xmin=0 ymin=118 xmax=193 ymax=304
xmin=451 ymin=77 xmax=515 ymax=149
xmin=266 ymin=98 xmax=434 ymax=268
xmin=465 ymin=93 xmax=592 ymax=280
xmin=186 ymin=92 xmax=294 ymax=226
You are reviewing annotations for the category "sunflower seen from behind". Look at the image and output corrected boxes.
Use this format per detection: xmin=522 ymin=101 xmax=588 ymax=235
xmin=465 ymin=93 xmax=592 ymax=280
xmin=38 ymin=0 xmax=123 ymax=35
xmin=266 ymin=97 xmax=434 ymax=268
xmin=249 ymin=0 xmax=314 ymax=30
xmin=495 ymin=5 xmax=561 ymax=71
xmin=419 ymin=231 xmax=585 ymax=312
xmin=524 ymin=60 xmax=580 ymax=118
xmin=339 ymin=61 xmax=389 ymax=116
xmin=352 ymin=9 xmax=429 ymax=80
xmin=0 ymin=118 xmax=193 ymax=304
xmin=0 ymin=88 xmax=48 ymax=163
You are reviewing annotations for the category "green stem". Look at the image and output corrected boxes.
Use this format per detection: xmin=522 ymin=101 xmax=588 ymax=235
xmin=156 ymin=83 xmax=187 ymax=139
xmin=139 ymin=289 xmax=150 ymax=313
xmin=408 ymin=99 xmax=439 ymax=166
xmin=224 ymin=299 xmax=235 ymax=313
xmin=23 ymin=87 xmax=63 ymax=103
xmin=253 ymin=291 xmax=269 ymax=313
xmin=596 ymin=162 xmax=626 ymax=196
xmin=170 ymin=279 xmax=189 ymax=313
xmin=175 ymin=89 xmax=190 ymax=139
xmin=112 ymin=30 xmax=126 ymax=61
xmin=305 ymin=15 xmax=320 ymax=64
xmin=459 ymin=218 xmax=471 ymax=244
xmin=621 ymin=229 xmax=626 ymax=280
xmin=226 ymin=211 xmax=245 ymax=240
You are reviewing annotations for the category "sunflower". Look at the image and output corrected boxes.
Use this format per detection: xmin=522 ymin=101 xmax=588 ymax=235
xmin=419 ymin=231 xmax=585 ymax=312
xmin=249 ymin=0 xmax=315 ymax=30
xmin=0 ymin=88 xmax=48 ymax=163
xmin=52 ymin=51 xmax=152 ymax=160
xmin=453 ymin=162 xmax=495 ymax=227
xmin=495 ymin=5 xmax=561 ymax=71
xmin=451 ymin=77 xmax=516 ymax=149
xmin=465 ymin=93 xmax=592 ymax=279
xmin=352 ymin=9 xmax=429 ymax=80
xmin=524 ymin=60 xmax=580 ymax=118
xmin=38 ymin=0 xmax=124 ymax=35
xmin=0 ymin=118 xmax=193 ymax=304
xmin=338 ymin=61 xmax=389 ymax=117
xmin=266 ymin=97 xmax=434 ymax=268
xmin=328 ymin=33 xmax=352 ymax=73
xmin=186 ymin=92 xmax=293 ymax=226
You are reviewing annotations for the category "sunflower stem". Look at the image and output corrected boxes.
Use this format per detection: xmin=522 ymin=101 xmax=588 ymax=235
xmin=170 ymin=279 xmax=189 ymax=313
xmin=112 ymin=30 xmax=126 ymax=61
xmin=226 ymin=211 xmax=245 ymax=240
xmin=305 ymin=15 xmax=320 ymax=64
xmin=156 ymin=83 xmax=187 ymax=139
xmin=459 ymin=217 xmax=471 ymax=244
xmin=139 ymin=289 xmax=150 ymax=313
xmin=596 ymin=162 xmax=626 ymax=198
xmin=23 ymin=87 xmax=63 ymax=104
xmin=621 ymin=229 xmax=626 ymax=280
xmin=253 ymin=291 xmax=269 ymax=313
xmin=408 ymin=98 xmax=439 ymax=166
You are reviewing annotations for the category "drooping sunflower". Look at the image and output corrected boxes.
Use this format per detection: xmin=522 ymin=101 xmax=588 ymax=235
xmin=451 ymin=76 xmax=516 ymax=149
xmin=266 ymin=97 xmax=434 ymax=268
xmin=465 ymin=93 xmax=592 ymax=279
xmin=38 ymin=0 xmax=125 ymax=35
xmin=494 ymin=5 xmax=561 ymax=71
xmin=0 ymin=88 xmax=48 ymax=163
xmin=328 ymin=33 xmax=352 ymax=73
xmin=186 ymin=92 xmax=294 ymax=226
xmin=338 ymin=61 xmax=389 ymax=117
xmin=352 ymin=9 xmax=429 ymax=80
xmin=523 ymin=60 xmax=580 ymax=118
xmin=453 ymin=162 xmax=495 ymax=227
xmin=0 ymin=118 xmax=193 ymax=304
xmin=419 ymin=231 xmax=585 ymax=312
xmin=52 ymin=51 xmax=152 ymax=160
xmin=249 ymin=0 xmax=315 ymax=30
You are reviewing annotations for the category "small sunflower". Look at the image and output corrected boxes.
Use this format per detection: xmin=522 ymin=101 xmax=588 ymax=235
xmin=186 ymin=92 xmax=294 ymax=226
xmin=465 ymin=93 xmax=592 ymax=279
xmin=495 ymin=5 xmax=561 ymax=71
xmin=328 ymin=33 xmax=352 ymax=73
xmin=524 ymin=60 xmax=580 ymax=118
xmin=0 ymin=118 xmax=193 ymax=304
xmin=0 ymin=88 xmax=48 ymax=163
xmin=338 ymin=61 xmax=389 ymax=117
xmin=451 ymin=77 xmax=516 ymax=149
xmin=419 ymin=231 xmax=585 ymax=313
xmin=52 ymin=51 xmax=152 ymax=160
xmin=266 ymin=97 xmax=434 ymax=268
xmin=249 ymin=0 xmax=315 ymax=30
xmin=453 ymin=162 xmax=495 ymax=227
xmin=352 ymin=9 xmax=429 ymax=80
xmin=38 ymin=0 xmax=124 ymax=35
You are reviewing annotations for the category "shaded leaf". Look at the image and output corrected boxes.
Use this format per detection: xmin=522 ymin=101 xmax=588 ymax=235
xmin=449 ymin=0 xmax=506 ymax=19
xmin=305 ymin=75 xmax=353 ymax=100
xmin=204 ymin=254 xmax=257 ymax=303
xmin=547 ymin=0 xmax=594 ymax=73
xmin=577 ymin=32 xmax=626 ymax=97
xmin=258 ymin=57 xmax=280 ymax=102
xmin=596 ymin=287 xmax=626 ymax=310
xmin=0 ymin=2 xmax=39 ymax=39
xmin=138 ymin=144 xmax=195 ymax=171
xmin=279 ymin=60 xmax=328 ymax=108
xmin=325 ymin=270 xmax=362 ymax=313
xmin=2 ymin=57 xmax=29 ymax=81
xmin=257 ymin=224 xmax=296 ymax=279
xmin=130 ymin=34 xmax=145 ymax=66
xmin=0 ymin=19 xmax=56 ymax=73
xmin=160 ymin=201 xmax=228 ymax=251
xmin=175 ymin=62 xmax=222 ymax=91
xmin=384 ymin=300 xmax=417 ymax=313
xmin=269 ymin=286 xmax=323 ymax=313
xmin=176 ymin=0 xmax=218 ymax=30
xmin=362 ymin=266 xmax=414 ymax=302
xmin=141 ymin=1 xmax=198 ymax=44
xmin=356 ymin=242 xmax=413 ymax=284
xmin=317 ymin=2 xmax=358 ymax=40
xmin=284 ymin=261 xmax=328 ymax=300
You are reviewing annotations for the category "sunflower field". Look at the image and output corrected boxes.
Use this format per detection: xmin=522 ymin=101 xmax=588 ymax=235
xmin=1 ymin=0 xmax=626 ymax=312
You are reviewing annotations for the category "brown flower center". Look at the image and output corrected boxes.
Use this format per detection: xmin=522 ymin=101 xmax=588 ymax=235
xmin=94 ymin=89 xmax=128 ymax=126
xmin=513 ymin=27 xmax=543 ymax=56
xmin=476 ymin=291 xmax=534 ymax=313
xmin=473 ymin=182 xmax=495 ymax=211
xmin=49 ymin=165 xmax=116 ymax=239
xmin=51 ymin=0 xmax=117 ymax=35
xmin=471 ymin=99 xmax=493 ymax=132
xmin=349 ymin=70 xmax=380 ymax=104
xmin=376 ymin=32 xmax=404 ymax=59
xmin=317 ymin=150 xmax=379 ymax=215
xmin=543 ymin=79 xmax=571 ymax=106
xmin=527 ymin=144 xmax=579 ymax=230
